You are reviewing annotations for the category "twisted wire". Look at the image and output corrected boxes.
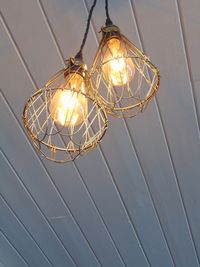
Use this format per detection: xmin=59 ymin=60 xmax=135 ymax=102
xmin=105 ymin=0 xmax=113 ymax=26
xmin=76 ymin=0 xmax=97 ymax=58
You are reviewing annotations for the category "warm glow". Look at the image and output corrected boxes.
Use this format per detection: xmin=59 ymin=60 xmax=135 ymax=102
xmin=102 ymin=38 xmax=135 ymax=86
xmin=50 ymin=73 xmax=88 ymax=126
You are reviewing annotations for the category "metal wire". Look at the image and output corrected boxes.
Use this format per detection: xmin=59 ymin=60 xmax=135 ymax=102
xmin=23 ymin=62 xmax=108 ymax=162
xmin=105 ymin=0 xmax=113 ymax=26
xmin=76 ymin=0 xmax=97 ymax=58
xmin=90 ymin=28 xmax=160 ymax=118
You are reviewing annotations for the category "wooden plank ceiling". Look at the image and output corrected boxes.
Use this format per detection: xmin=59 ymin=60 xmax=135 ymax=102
xmin=0 ymin=0 xmax=200 ymax=266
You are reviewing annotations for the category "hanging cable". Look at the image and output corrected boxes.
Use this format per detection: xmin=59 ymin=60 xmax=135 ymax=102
xmin=76 ymin=0 xmax=97 ymax=58
xmin=105 ymin=0 xmax=113 ymax=26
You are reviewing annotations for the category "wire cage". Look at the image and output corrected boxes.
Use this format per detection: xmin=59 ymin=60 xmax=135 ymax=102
xmin=90 ymin=25 xmax=160 ymax=118
xmin=23 ymin=58 xmax=108 ymax=162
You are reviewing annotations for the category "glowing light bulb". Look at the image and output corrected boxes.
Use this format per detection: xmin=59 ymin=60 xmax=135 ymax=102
xmin=50 ymin=73 xmax=88 ymax=126
xmin=102 ymin=38 xmax=135 ymax=86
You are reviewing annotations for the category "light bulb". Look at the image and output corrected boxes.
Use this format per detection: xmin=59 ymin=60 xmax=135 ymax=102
xmin=102 ymin=38 xmax=135 ymax=86
xmin=50 ymin=73 xmax=88 ymax=126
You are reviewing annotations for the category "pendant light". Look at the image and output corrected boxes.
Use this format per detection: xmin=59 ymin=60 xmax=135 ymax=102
xmin=90 ymin=0 xmax=160 ymax=118
xmin=23 ymin=0 xmax=108 ymax=163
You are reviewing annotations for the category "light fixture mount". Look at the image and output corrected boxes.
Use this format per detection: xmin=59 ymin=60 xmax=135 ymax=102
xmin=101 ymin=24 xmax=120 ymax=34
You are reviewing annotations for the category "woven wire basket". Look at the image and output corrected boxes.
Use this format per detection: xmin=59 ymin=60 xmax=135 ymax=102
xmin=90 ymin=25 xmax=160 ymax=118
xmin=23 ymin=59 xmax=108 ymax=162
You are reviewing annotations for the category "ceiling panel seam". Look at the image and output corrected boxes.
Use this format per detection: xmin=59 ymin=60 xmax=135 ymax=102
xmin=35 ymin=6 xmax=125 ymax=267
xmin=0 ymin=9 xmax=109 ymax=266
xmin=0 ymin=1 xmax=199 ymax=267
xmin=83 ymin=0 xmax=177 ymax=266
xmin=36 ymin=1 xmax=136 ymax=266
xmin=37 ymin=0 xmax=65 ymax=66
xmin=128 ymin=1 xmax=178 ymax=265
xmin=0 ymin=90 xmax=78 ymax=267
xmin=38 ymin=0 xmax=185 ymax=266
xmin=83 ymin=2 xmax=166 ymax=266
xmin=174 ymin=0 xmax=200 ymax=137
xmin=172 ymin=0 xmax=200 ymax=263
xmin=0 ymin=4 xmax=119 ymax=266
xmin=0 ymin=149 xmax=55 ymax=267
xmin=38 ymin=1 xmax=152 ymax=266
xmin=38 ymin=0 xmax=155 ymax=265
xmin=0 ymin=3 xmax=125 ymax=266
xmin=0 ymin=2 xmax=187 ymax=267
xmin=0 ymin=230 xmax=30 ymax=267
xmin=129 ymin=0 xmax=200 ymax=266
xmin=0 ymin=12 xmax=37 ymax=93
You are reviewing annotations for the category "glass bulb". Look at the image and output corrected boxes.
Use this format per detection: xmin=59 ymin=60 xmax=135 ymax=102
xmin=50 ymin=73 xmax=88 ymax=126
xmin=102 ymin=38 xmax=135 ymax=86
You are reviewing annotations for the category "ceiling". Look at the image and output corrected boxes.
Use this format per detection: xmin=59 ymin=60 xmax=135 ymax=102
xmin=0 ymin=0 xmax=200 ymax=266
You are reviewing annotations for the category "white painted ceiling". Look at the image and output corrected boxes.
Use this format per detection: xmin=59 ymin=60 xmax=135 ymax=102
xmin=0 ymin=0 xmax=200 ymax=266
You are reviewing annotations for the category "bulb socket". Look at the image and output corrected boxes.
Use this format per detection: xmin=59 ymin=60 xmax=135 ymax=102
xmin=102 ymin=24 xmax=120 ymax=33
xmin=63 ymin=57 xmax=87 ymax=79
xmin=101 ymin=24 xmax=121 ymax=41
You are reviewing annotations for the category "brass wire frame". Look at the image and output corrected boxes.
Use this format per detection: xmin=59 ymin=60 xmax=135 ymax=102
xmin=90 ymin=25 xmax=160 ymax=118
xmin=23 ymin=59 xmax=108 ymax=163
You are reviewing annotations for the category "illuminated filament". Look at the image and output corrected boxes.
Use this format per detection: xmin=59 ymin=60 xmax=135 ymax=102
xmin=50 ymin=73 xmax=88 ymax=126
xmin=102 ymin=38 xmax=135 ymax=86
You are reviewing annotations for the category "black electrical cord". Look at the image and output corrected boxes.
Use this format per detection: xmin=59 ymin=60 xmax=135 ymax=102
xmin=105 ymin=0 xmax=113 ymax=26
xmin=76 ymin=0 xmax=97 ymax=59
